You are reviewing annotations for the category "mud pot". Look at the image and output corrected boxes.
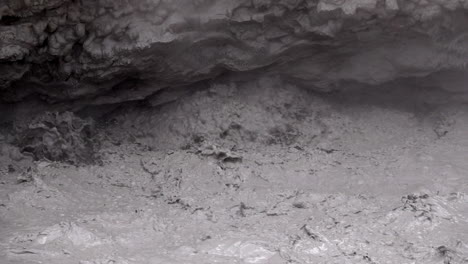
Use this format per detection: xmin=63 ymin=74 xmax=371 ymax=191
xmin=1 ymin=76 xmax=467 ymax=264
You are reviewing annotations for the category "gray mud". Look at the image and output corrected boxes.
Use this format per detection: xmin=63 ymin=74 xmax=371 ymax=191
xmin=1 ymin=77 xmax=467 ymax=264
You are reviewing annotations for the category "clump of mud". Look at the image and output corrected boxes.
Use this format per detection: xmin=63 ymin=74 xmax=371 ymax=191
xmin=15 ymin=111 xmax=99 ymax=165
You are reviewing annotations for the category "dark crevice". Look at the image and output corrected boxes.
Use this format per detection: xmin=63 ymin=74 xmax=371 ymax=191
xmin=0 ymin=15 xmax=21 ymax=26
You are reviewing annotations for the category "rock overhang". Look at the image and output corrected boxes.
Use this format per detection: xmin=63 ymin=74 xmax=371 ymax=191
xmin=0 ymin=0 xmax=468 ymax=104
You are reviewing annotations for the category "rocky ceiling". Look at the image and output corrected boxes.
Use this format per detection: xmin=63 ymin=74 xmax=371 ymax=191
xmin=1 ymin=0 xmax=468 ymax=105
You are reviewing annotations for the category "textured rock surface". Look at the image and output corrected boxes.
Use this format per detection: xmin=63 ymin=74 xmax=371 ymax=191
xmin=1 ymin=0 xmax=468 ymax=103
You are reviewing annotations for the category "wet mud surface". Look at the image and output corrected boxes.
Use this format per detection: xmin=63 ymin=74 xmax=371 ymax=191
xmin=1 ymin=79 xmax=468 ymax=264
